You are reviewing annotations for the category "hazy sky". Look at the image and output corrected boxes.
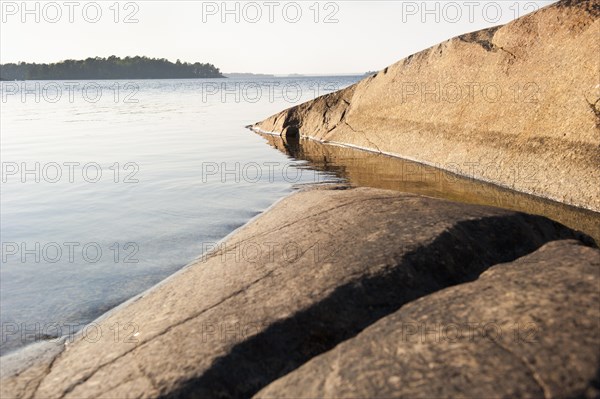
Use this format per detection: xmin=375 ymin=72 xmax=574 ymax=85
xmin=1 ymin=0 xmax=556 ymax=74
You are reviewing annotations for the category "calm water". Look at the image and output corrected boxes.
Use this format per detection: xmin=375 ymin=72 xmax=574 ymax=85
xmin=261 ymin=134 xmax=600 ymax=243
xmin=0 ymin=76 xmax=361 ymax=355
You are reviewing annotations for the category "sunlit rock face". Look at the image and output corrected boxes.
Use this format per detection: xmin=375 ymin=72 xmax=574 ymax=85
xmin=253 ymin=0 xmax=600 ymax=211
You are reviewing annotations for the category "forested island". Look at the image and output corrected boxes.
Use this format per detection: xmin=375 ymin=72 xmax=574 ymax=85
xmin=0 ymin=56 xmax=224 ymax=80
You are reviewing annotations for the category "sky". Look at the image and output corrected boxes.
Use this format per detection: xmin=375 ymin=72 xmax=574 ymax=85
xmin=0 ymin=0 xmax=556 ymax=75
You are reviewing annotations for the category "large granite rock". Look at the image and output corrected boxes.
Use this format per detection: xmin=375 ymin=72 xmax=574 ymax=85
xmin=252 ymin=0 xmax=600 ymax=211
xmin=0 ymin=187 xmax=590 ymax=398
xmin=255 ymin=240 xmax=600 ymax=399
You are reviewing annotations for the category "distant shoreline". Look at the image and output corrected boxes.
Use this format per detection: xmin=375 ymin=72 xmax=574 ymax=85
xmin=0 ymin=77 xmax=228 ymax=82
xmin=0 ymin=56 xmax=224 ymax=81
xmin=0 ymin=74 xmax=367 ymax=82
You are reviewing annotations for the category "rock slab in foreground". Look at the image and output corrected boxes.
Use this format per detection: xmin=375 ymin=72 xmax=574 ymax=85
xmin=0 ymin=187 xmax=592 ymax=398
xmin=255 ymin=240 xmax=600 ymax=399
xmin=253 ymin=0 xmax=600 ymax=211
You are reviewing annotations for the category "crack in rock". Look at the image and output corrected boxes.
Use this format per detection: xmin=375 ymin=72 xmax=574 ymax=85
xmin=343 ymin=121 xmax=383 ymax=154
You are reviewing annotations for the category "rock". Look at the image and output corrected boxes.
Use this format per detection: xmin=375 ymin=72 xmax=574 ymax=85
xmin=1 ymin=186 xmax=592 ymax=399
xmin=254 ymin=240 xmax=600 ymax=399
xmin=252 ymin=0 xmax=600 ymax=211
xmin=281 ymin=125 xmax=299 ymax=140
xmin=0 ymin=340 xmax=65 ymax=399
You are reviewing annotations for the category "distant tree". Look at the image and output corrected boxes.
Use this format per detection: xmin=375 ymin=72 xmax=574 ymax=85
xmin=0 ymin=56 xmax=225 ymax=80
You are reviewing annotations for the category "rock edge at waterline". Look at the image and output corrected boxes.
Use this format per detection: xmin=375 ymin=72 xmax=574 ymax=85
xmin=252 ymin=0 xmax=600 ymax=211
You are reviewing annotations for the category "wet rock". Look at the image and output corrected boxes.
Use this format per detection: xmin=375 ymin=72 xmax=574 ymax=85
xmin=252 ymin=0 xmax=600 ymax=211
xmin=281 ymin=125 xmax=299 ymax=140
xmin=1 ymin=186 xmax=591 ymax=399
xmin=255 ymin=240 xmax=600 ymax=399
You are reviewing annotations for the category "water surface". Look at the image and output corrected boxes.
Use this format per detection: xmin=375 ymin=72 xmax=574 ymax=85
xmin=260 ymin=134 xmax=600 ymax=244
xmin=0 ymin=76 xmax=360 ymax=355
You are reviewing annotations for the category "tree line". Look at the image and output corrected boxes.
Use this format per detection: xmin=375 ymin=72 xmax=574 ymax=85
xmin=0 ymin=56 xmax=224 ymax=80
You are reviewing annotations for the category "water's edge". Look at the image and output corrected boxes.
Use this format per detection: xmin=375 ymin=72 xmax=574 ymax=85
xmin=250 ymin=126 xmax=600 ymax=214
xmin=0 ymin=190 xmax=304 ymax=361
xmin=4 ymin=126 xmax=598 ymax=359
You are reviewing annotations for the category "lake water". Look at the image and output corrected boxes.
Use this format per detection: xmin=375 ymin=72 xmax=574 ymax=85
xmin=0 ymin=76 xmax=361 ymax=355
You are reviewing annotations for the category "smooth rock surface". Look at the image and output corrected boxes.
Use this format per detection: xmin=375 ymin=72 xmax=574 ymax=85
xmin=0 ymin=187 xmax=590 ymax=399
xmin=0 ymin=340 xmax=65 ymax=399
xmin=255 ymin=240 xmax=600 ymax=399
xmin=253 ymin=0 xmax=600 ymax=211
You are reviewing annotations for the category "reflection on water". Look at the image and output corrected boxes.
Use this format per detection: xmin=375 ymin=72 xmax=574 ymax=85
xmin=0 ymin=76 xmax=361 ymax=356
xmin=260 ymin=134 xmax=600 ymax=245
